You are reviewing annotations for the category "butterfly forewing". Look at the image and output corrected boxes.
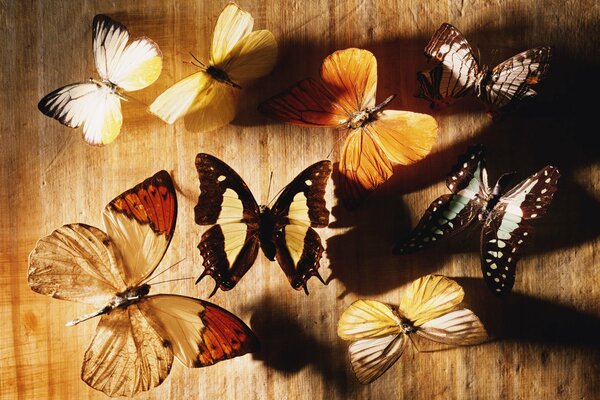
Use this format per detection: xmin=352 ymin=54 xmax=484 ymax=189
xmin=195 ymin=153 xmax=260 ymax=293
xmin=102 ymin=170 xmax=177 ymax=287
xmin=28 ymin=224 xmax=126 ymax=307
xmin=394 ymin=146 xmax=488 ymax=254
xmin=482 ymin=46 xmax=552 ymax=115
xmin=481 ymin=166 xmax=560 ymax=295
xmin=421 ymin=23 xmax=479 ymax=104
xmin=337 ymin=300 xmax=403 ymax=340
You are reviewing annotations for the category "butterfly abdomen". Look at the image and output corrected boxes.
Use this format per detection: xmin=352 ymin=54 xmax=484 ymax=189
xmin=258 ymin=206 xmax=277 ymax=261
xmin=207 ymin=66 xmax=241 ymax=89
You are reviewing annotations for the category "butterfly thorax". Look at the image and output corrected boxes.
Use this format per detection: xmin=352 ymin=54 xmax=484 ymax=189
xmin=207 ymin=66 xmax=241 ymax=89
xmin=478 ymin=172 xmax=515 ymax=221
xmin=112 ymin=283 xmax=151 ymax=308
xmin=346 ymin=95 xmax=396 ymax=130
xmin=400 ymin=318 xmax=417 ymax=334
xmin=474 ymin=66 xmax=491 ymax=98
xmin=258 ymin=205 xmax=277 ymax=261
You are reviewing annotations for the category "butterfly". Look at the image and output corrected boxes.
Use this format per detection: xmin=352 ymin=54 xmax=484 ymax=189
xmin=338 ymin=274 xmax=488 ymax=384
xmin=417 ymin=23 xmax=552 ymax=119
xmin=194 ymin=153 xmax=331 ymax=296
xmin=258 ymin=48 xmax=438 ymax=209
xmin=28 ymin=171 xmax=258 ymax=397
xmin=38 ymin=15 xmax=162 ymax=145
xmin=149 ymin=2 xmax=278 ymax=132
xmin=394 ymin=145 xmax=560 ymax=295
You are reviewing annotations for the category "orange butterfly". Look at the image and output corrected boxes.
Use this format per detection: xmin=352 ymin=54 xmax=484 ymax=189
xmin=259 ymin=48 xmax=438 ymax=208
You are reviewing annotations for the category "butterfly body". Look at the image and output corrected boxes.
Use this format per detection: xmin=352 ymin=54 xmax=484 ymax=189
xmin=395 ymin=146 xmax=560 ymax=295
xmin=206 ymin=65 xmax=242 ymax=88
xmin=195 ymin=154 xmax=331 ymax=295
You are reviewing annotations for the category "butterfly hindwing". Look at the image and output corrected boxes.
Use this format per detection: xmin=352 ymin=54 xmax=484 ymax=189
xmin=417 ymin=307 xmax=488 ymax=346
xmin=195 ymin=153 xmax=260 ymax=294
xmin=481 ymin=166 xmax=560 ymax=295
xmin=394 ymin=146 xmax=488 ymax=254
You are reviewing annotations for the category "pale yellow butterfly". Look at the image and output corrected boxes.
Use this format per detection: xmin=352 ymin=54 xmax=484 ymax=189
xmin=149 ymin=2 xmax=278 ymax=132
xmin=338 ymin=275 xmax=488 ymax=384
xmin=38 ymin=15 xmax=162 ymax=145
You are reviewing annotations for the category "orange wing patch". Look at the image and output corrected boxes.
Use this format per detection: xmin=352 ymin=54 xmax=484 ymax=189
xmin=109 ymin=170 xmax=176 ymax=239
xmin=197 ymin=302 xmax=259 ymax=366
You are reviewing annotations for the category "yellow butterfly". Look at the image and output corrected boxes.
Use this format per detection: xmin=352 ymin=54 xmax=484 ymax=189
xmin=338 ymin=275 xmax=488 ymax=384
xmin=38 ymin=15 xmax=162 ymax=145
xmin=149 ymin=2 xmax=278 ymax=132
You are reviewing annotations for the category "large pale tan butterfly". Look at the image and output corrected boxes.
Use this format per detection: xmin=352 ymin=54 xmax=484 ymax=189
xmin=28 ymin=171 xmax=258 ymax=397
xmin=38 ymin=15 xmax=162 ymax=145
xmin=259 ymin=48 xmax=438 ymax=209
xmin=149 ymin=2 xmax=278 ymax=132
xmin=338 ymin=275 xmax=487 ymax=384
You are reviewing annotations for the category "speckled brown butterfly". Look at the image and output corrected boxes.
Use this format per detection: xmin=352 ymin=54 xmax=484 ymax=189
xmin=195 ymin=153 xmax=331 ymax=296
xmin=417 ymin=23 xmax=552 ymax=119
xmin=28 ymin=171 xmax=258 ymax=397
xmin=394 ymin=146 xmax=560 ymax=295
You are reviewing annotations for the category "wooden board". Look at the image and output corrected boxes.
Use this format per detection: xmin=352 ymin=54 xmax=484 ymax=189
xmin=1 ymin=0 xmax=599 ymax=398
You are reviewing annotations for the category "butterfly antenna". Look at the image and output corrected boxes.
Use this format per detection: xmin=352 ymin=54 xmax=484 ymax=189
xmin=266 ymin=171 xmax=274 ymax=205
xmin=145 ymin=258 xmax=187 ymax=284
xmin=266 ymin=182 xmax=287 ymax=209
xmin=190 ymin=52 xmax=207 ymax=69
xmin=151 ymin=277 xmax=195 ymax=286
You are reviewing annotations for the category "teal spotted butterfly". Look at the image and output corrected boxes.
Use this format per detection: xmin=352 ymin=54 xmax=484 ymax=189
xmin=394 ymin=145 xmax=560 ymax=295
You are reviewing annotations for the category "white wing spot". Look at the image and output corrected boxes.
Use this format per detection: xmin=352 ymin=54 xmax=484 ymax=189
xmin=518 ymin=240 xmax=523 ymax=244
xmin=523 ymin=232 xmax=528 ymax=236
xmin=490 ymin=263 xmax=498 ymax=270
xmin=530 ymin=213 xmax=538 ymax=218
xmin=217 ymin=175 xmax=227 ymax=182
xmin=459 ymin=171 xmax=464 ymax=176
xmin=541 ymin=188 xmax=547 ymax=194
xmin=545 ymin=178 xmax=551 ymax=183
xmin=494 ymin=278 xmax=500 ymax=282
xmin=497 ymin=241 xmax=506 ymax=248
xmin=305 ymin=179 xmax=313 ymax=186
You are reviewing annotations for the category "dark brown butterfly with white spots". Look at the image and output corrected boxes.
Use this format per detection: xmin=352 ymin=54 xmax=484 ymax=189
xmin=417 ymin=23 xmax=552 ymax=119
xmin=195 ymin=154 xmax=332 ymax=296
xmin=394 ymin=145 xmax=560 ymax=295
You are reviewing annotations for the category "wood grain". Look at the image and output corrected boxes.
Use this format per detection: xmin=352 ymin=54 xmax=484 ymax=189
xmin=1 ymin=0 xmax=599 ymax=399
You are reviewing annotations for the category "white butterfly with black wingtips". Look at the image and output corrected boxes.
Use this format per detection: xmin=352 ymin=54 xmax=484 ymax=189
xmin=38 ymin=15 xmax=162 ymax=145
xmin=394 ymin=145 xmax=560 ymax=295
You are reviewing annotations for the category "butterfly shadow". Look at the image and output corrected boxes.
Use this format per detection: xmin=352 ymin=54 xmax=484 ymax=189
xmin=246 ymin=294 xmax=355 ymax=395
xmin=456 ymin=277 xmax=600 ymax=350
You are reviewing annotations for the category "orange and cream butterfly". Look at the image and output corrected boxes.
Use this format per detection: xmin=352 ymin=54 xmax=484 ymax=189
xmin=38 ymin=15 xmax=162 ymax=145
xmin=149 ymin=2 xmax=278 ymax=132
xmin=259 ymin=48 xmax=438 ymax=209
xmin=28 ymin=171 xmax=258 ymax=397
xmin=417 ymin=23 xmax=552 ymax=119
xmin=338 ymin=275 xmax=488 ymax=384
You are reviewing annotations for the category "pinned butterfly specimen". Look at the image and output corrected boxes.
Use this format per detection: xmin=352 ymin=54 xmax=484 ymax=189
xmin=394 ymin=145 xmax=560 ymax=295
xmin=259 ymin=48 xmax=438 ymax=209
xmin=338 ymin=275 xmax=487 ymax=384
xmin=149 ymin=2 xmax=278 ymax=132
xmin=28 ymin=171 xmax=258 ymax=397
xmin=38 ymin=15 xmax=162 ymax=145
xmin=195 ymin=153 xmax=331 ymax=296
xmin=417 ymin=23 xmax=552 ymax=119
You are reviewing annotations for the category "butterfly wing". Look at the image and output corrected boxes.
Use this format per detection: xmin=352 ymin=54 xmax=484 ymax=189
xmin=102 ymin=170 xmax=177 ymax=287
xmin=195 ymin=153 xmax=260 ymax=294
xmin=418 ymin=23 xmax=479 ymax=107
xmin=93 ymin=14 xmax=162 ymax=91
xmin=417 ymin=308 xmax=488 ymax=346
xmin=481 ymin=166 xmax=560 ymax=295
xmin=28 ymin=224 xmax=126 ymax=307
xmin=270 ymin=160 xmax=331 ymax=292
xmin=480 ymin=46 xmax=552 ymax=116
xmin=38 ymin=82 xmax=123 ymax=145
xmin=394 ymin=145 xmax=488 ymax=254
xmin=209 ymin=3 xmax=254 ymax=67
xmin=399 ymin=275 xmax=464 ymax=327
xmin=138 ymin=295 xmax=259 ymax=367
xmin=338 ymin=299 xmax=405 ymax=384
xmin=81 ymin=305 xmax=173 ymax=397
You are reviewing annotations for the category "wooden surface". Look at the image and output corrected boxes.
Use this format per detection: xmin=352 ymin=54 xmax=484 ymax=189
xmin=1 ymin=0 xmax=599 ymax=399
